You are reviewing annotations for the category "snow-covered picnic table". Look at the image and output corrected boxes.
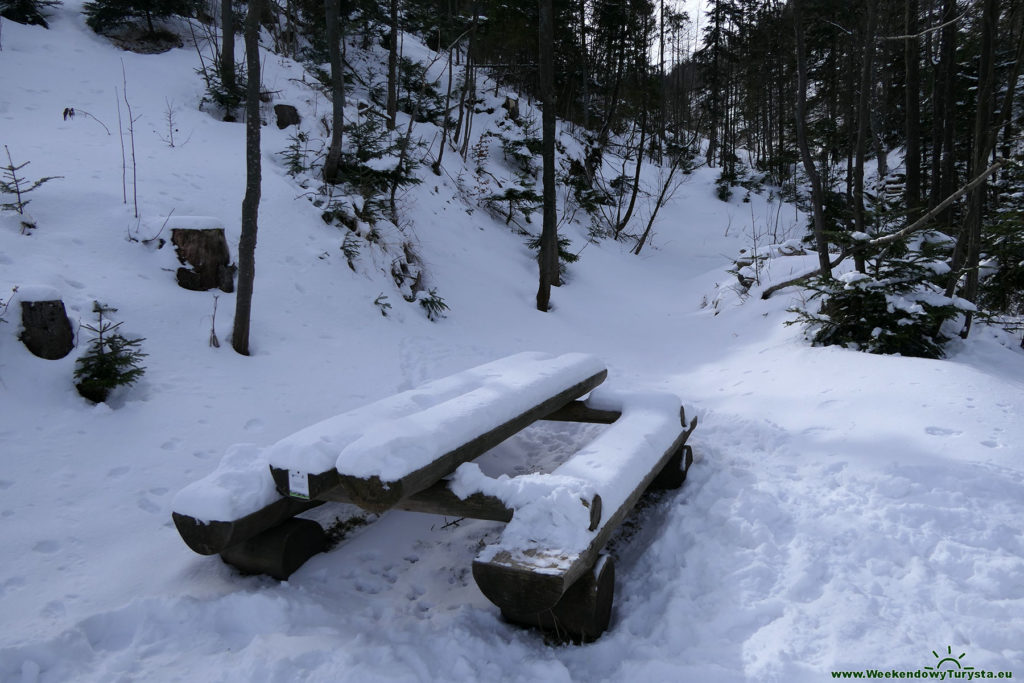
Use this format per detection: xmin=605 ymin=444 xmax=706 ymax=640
xmin=172 ymin=352 xmax=697 ymax=641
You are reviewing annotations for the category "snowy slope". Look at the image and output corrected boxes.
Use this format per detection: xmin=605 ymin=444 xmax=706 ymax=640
xmin=1 ymin=5 xmax=1023 ymax=682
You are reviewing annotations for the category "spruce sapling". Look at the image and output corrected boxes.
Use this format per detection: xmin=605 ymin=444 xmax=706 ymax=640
xmin=74 ymin=301 xmax=147 ymax=403
xmin=1 ymin=145 xmax=61 ymax=232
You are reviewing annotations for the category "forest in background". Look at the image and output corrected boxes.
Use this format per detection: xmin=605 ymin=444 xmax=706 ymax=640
xmin=3 ymin=0 xmax=1024 ymax=357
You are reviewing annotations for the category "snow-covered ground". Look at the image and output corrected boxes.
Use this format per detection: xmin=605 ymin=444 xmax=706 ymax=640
xmin=1 ymin=6 xmax=1022 ymax=682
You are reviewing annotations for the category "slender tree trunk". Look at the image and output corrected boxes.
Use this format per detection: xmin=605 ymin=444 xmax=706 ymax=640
xmin=232 ymin=0 xmax=263 ymax=356
xmin=937 ymin=0 xmax=957 ymax=225
xmin=387 ymin=0 xmax=399 ymax=130
xmin=904 ymin=0 xmax=922 ymax=217
xmin=323 ymin=0 xmax=345 ymax=184
xmin=615 ymin=110 xmax=647 ymax=239
xmin=657 ymin=0 xmax=666 ymax=163
xmin=456 ymin=4 xmax=479 ymax=156
xmin=793 ymin=0 xmax=832 ymax=278
xmin=536 ymin=0 xmax=558 ymax=312
xmin=853 ymin=0 xmax=877 ymax=274
xmin=432 ymin=47 xmax=454 ymax=175
xmin=221 ymin=0 xmax=235 ymax=120
xmin=948 ymin=0 xmax=999 ymax=337
xmin=580 ymin=0 xmax=589 ymax=130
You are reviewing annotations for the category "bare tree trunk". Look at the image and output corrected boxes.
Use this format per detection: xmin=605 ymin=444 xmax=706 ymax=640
xmin=232 ymin=0 xmax=263 ymax=356
xmin=615 ymin=110 xmax=647 ymax=239
xmin=657 ymin=0 xmax=666 ymax=163
xmin=948 ymin=0 xmax=1007 ymax=337
xmin=853 ymin=0 xmax=877 ymax=274
xmin=792 ymin=0 xmax=832 ymax=278
xmin=904 ymin=0 xmax=922 ymax=218
xmin=536 ymin=0 xmax=558 ymax=311
xmin=386 ymin=0 xmax=398 ymax=130
xmin=633 ymin=152 xmax=684 ymax=255
xmin=432 ymin=46 xmax=453 ymax=175
xmin=323 ymin=0 xmax=345 ymax=184
xmin=221 ymin=0 xmax=235 ymax=120
xmin=936 ymin=0 xmax=957 ymax=225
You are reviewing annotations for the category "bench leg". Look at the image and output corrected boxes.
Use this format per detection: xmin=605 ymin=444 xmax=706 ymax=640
xmin=500 ymin=554 xmax=615 ymax=643
xmin=219 ymin=518 xmax=326 ymax=580
xmin=647 ymin=444 xmax=694 ymax=491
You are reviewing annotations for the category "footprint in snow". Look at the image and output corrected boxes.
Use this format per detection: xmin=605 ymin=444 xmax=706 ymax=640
xmin=41 ymin=600 xmax=66 ymax=618
xmin=925 ymin=426 xmax=962 ymax=437
xmin=107 ymin=466 xmax=130 ymax=478
xmin=33 ymin=540 xmax=60 ymax=554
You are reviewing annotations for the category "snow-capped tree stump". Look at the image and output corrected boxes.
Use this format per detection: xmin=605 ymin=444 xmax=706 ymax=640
xmin=171 ymin=228 xmax=235 ymax=292
xmin=20 ymin=299 xmax=74 ymax=359
xmin=274 ymin=104 xmax=301 ymax=129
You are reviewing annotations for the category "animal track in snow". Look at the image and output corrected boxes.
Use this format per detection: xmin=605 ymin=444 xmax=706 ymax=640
xmin=924 ymin=426 xmax=962 ymax=437
xmin=33 ymin=540 xmax=60 ymax=554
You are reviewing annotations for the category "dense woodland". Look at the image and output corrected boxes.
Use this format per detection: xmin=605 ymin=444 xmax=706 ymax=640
xmin=3 ymin=0 xmax=1024 ymax=358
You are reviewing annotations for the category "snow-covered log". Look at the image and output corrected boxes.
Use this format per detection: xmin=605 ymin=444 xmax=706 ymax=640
xmin=472 ymin=390 xmax=697 ymax=623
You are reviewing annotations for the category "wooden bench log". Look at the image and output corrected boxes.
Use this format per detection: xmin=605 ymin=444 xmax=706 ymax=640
xmin=648 ymin=444 xmax=694 ymax=491
xmin=541 ymin=400 xmax=621 ymax=424
xmin=501 ymin=554 xmax=615 ymax=643
xmin=219 ymin=518 xmax=326 ymax=580
xmin=473 ymin=397 xmax=696 ymax=616
xmin=172 ymin=496 xmax=321 ymax=556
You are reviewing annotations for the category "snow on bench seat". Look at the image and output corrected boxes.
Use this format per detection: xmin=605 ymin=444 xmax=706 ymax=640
xmin=173 ymin=352 xmax=606 ymax=531
xmin=470 ymin=389 xmax=692 ymax=614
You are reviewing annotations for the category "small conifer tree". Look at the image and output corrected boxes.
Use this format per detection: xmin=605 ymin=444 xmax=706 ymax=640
xmin=789 ymin=235 xmax=965 ymax=359
xmin=82 ymin=0 xmax=201 ymax=36
xmin=1 ymin=0 xmax=61 ymax=28
xmin=2 ymin=145 xmax=61 ymax=222
xmin=74 ymin=301 xmax=147 ymax=403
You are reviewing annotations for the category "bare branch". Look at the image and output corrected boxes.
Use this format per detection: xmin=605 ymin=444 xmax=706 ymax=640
xmin=760 ymin=159 xmax=1006 ymax=300
xmin=879 ymin=4 xmax=972 ymax=41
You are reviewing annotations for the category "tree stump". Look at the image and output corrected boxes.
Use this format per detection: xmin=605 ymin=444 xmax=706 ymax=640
xmin=20 ymin=300 xmax=74 ymax=360
xmin=503 ymin=96 xmax=520 ymax=121
xmin=171 ymin=228 xmax=235 ymax=292
xmin=274 ymin=104 xmax=301 ymax=129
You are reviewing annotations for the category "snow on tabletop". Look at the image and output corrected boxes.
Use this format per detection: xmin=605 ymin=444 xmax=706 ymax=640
xmin=171 ymin=444 xmax=277 ymax=523
xmin=333 ymin=352 xmax=606 ymax=481
xmin=265 ymin=352 xmax=602 ymax=476
xmin=473 ymin=389 xmax=683 ymax=568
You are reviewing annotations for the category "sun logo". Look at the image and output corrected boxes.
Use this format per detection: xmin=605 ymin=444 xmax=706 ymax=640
xmin=924 ymin=645 xmax=975 ymax=671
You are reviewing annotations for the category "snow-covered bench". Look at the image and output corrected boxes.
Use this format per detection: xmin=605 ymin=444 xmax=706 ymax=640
xmin=171 ymin=352 xmax=697 ymax=641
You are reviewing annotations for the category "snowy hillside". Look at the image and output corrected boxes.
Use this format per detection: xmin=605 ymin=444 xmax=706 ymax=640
xmin=1 ymin=5 xmax=1023 ymax=682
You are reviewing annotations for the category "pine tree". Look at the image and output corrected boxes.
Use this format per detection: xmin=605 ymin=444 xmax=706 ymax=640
xmin=82 ymin=0 xmax=202 ymax=36
xmin=1 ymin=0 xmax=61 ymax=28
xmin=74 ymin=302 xmax=146 ymax=403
